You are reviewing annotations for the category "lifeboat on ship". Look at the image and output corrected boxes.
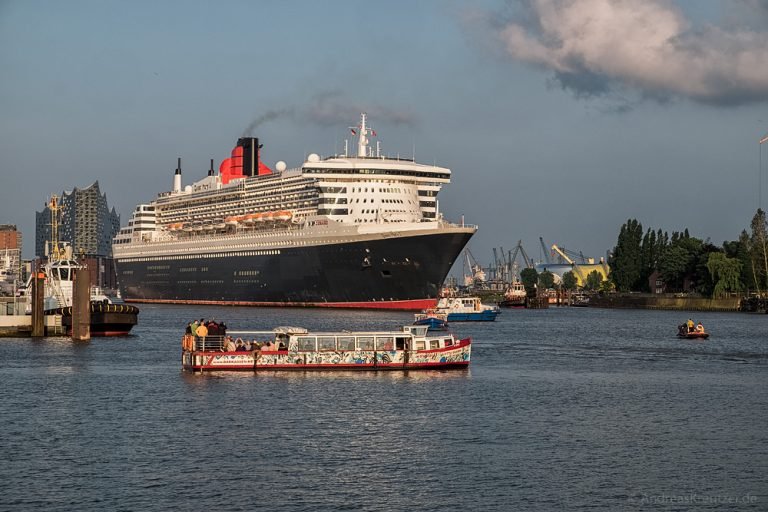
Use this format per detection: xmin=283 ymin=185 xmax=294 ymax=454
xmin=225 ymin=216 xmax=240 ymax=226
xmin=276 ymin=210 xmax=293 ymax=222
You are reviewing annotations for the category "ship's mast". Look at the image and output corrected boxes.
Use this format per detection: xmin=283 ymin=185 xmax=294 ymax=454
xmin=357 ymin=112 xmax=370 ymax=158
xmin=49 ymin=195 xmax=63 ymax=261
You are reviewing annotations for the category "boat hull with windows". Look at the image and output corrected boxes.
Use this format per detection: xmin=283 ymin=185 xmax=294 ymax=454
xmin=113 ymin=114 xmax=476 ymax=310
xmin=181 ymin=325 xmax=471 ymax=371
xmin=431 ymin=296 xmax=500 ymax=322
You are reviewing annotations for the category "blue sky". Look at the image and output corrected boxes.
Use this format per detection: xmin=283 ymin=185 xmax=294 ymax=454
xmin=2 ymin=0 xmax=767 ymax=273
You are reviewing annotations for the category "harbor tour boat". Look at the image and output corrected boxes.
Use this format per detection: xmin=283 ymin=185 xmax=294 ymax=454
xmin=181 ymin=325 xmax=471 ymax=372
xmin=431 ymin=296 xmax=500 ymax=322
xmin=113 ymin=113 xmax=476 ymax=311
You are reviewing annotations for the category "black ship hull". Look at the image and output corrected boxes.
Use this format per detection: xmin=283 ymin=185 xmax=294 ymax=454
xmin=46 ymin=302 xmax=139 ymax=336
xmin=116 ymin=231 xmax=472 ymax=310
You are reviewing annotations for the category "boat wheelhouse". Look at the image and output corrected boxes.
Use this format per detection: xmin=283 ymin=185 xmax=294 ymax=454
xmin=432 ymin=296 xmax=500 ymax=322
xmin=181 ymin=325 xmax=471 ymax=371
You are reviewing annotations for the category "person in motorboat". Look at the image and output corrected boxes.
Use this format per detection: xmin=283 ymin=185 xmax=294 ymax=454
xmin=696 ymin=322 xmax=705 ymax=333
xmin=686 ymin=318 xmax=694 ymax=332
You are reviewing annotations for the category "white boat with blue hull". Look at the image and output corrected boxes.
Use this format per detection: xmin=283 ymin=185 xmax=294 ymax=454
xmin=432 ymin=296 xmax=500 ymax=322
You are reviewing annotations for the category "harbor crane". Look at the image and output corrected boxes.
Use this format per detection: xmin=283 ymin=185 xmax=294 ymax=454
xmin=539 ymin=237 xmax=551 ymax=265
xmin=551 ymin=244 xmax=590 ymax=283
xmin=462 ymin=248 xmax=486 ymax=287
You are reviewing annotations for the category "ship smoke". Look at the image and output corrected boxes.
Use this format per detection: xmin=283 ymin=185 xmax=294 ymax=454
xmin=241 ymin=108 xmax=294 ymax=137
xmin=308 ymin=91 xmax=417 ymax=126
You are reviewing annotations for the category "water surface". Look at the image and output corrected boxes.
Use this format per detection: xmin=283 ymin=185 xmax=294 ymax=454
xmin=1 ymin=306 xmax=766 ymax=511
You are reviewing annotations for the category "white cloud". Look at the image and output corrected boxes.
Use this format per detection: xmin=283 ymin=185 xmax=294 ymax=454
xmin=496 ymin=0 xmax=768 ymax=105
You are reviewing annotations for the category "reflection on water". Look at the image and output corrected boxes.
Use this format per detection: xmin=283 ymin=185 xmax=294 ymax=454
xmin=1 ymin=305 xmax=766 ymax=511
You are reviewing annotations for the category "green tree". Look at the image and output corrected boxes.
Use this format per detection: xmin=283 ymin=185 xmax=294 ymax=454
xmin=724 ymin=232 xmax=756 ymax=294
xmin=659 ymin=245 xmax=689 ymax=291
xmin=538 ymin=270 xmax=555 ymax=290
xmin=520 ymin=267 xmax=538 ymax=297
xmin=610 ymin=219 xmax=644 ymax=291
xmin=706 ymin=252 xmax=742 ymax=298
xmin=657 ymin=230 xmax=706 ymax=292
xmin=584 ymin=270 xmax=603 ymax=291
xmin=562 ymin=271 xmax=578 ymax=291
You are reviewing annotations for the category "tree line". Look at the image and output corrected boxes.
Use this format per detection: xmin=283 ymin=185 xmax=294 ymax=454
xmin=608 ymin=209 xmax=768 ymax=297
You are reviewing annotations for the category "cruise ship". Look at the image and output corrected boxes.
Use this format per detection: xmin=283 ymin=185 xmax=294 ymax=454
xmin=113 ymin=114 xmax=476 ymax=310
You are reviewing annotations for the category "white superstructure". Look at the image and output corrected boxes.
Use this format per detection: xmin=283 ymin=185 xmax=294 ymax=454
xmin=114 ymin=113 xmax=461 ymax=258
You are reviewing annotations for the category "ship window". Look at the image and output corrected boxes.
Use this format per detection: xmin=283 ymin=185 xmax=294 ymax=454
xmin=414 ymin=340 xmax=425 ymax=350
xmin=337 ymin=336 xmax=355 ymax=350
xmin=395 ymin=337 xmax=407 ymax=350
xmin=430 ymin=339 xmax=440 ymax=350
xmin=356 ymin=337 xmax=374 ymax=350
xmin=297 ymin=337 xmax=316 ymax=351
xmin=444 ymin=338 xmax=453 ymax=347
xmin=317 ymin=337 xmax=335 ymax=351
xmin=376 ymin=337 xmax=394 ymax=350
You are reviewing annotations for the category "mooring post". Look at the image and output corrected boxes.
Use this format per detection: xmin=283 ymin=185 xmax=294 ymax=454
xmin=31 ymin=261 xmax=45 ymax=337
xmin=72 ymin=267 xmax=91 ymax=341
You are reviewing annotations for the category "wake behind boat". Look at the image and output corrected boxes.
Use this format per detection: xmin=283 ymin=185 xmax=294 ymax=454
xmin=181 ymin=324 xmax=471 ymax=371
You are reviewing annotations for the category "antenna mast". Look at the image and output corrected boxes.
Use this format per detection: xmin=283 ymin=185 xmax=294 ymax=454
xmin=49 ymin=195 xmax=62 ymax=261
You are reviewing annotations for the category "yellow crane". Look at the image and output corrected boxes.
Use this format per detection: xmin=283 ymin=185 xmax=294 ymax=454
xmin=551 ymin=244 xmax=610 ymax=287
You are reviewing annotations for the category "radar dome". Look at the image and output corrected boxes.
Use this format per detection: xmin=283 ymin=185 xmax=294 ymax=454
xmin=307 ymin=153 xmax=320 ymax=163
xmin=184 ymin=185 xmax=192 ymax=193
xmin=275 ymin=161 xmax=287 ymax=172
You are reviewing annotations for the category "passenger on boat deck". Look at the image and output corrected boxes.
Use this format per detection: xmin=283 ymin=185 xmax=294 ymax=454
xmin=196 ymin=322 xmax=209 ymax=338
xmin=190 ymin=320 xmax=199 ymax=334
xmin=235 ymin=339 xmax=248 ymax=351
xmin=223 ymin=337 xmax=237 ymax=352
xmin=219 ymin=321 xmax=227 ymax=335
xmin=686 ymin=318 xmax=694 ymax=332
xmin=185 ymin=322 xmax=194 ymax=335
xmin=278 ymin=341 xmax=287 ymax=351
xmin=696 ymin=322 xmax=705 ymax=333
xmin=261 ymin=341 xmax=273 ymax=351
xmin=207 ymin=320 xmax=219 ymax=336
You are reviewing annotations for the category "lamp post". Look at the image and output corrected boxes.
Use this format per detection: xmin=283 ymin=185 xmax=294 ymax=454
xmin=761 ymin=133 xmax=768 ymax=210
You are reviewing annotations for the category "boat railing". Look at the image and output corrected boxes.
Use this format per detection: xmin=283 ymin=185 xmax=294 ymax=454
xmin=193 ymin=335 xmax=225 ymax=351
